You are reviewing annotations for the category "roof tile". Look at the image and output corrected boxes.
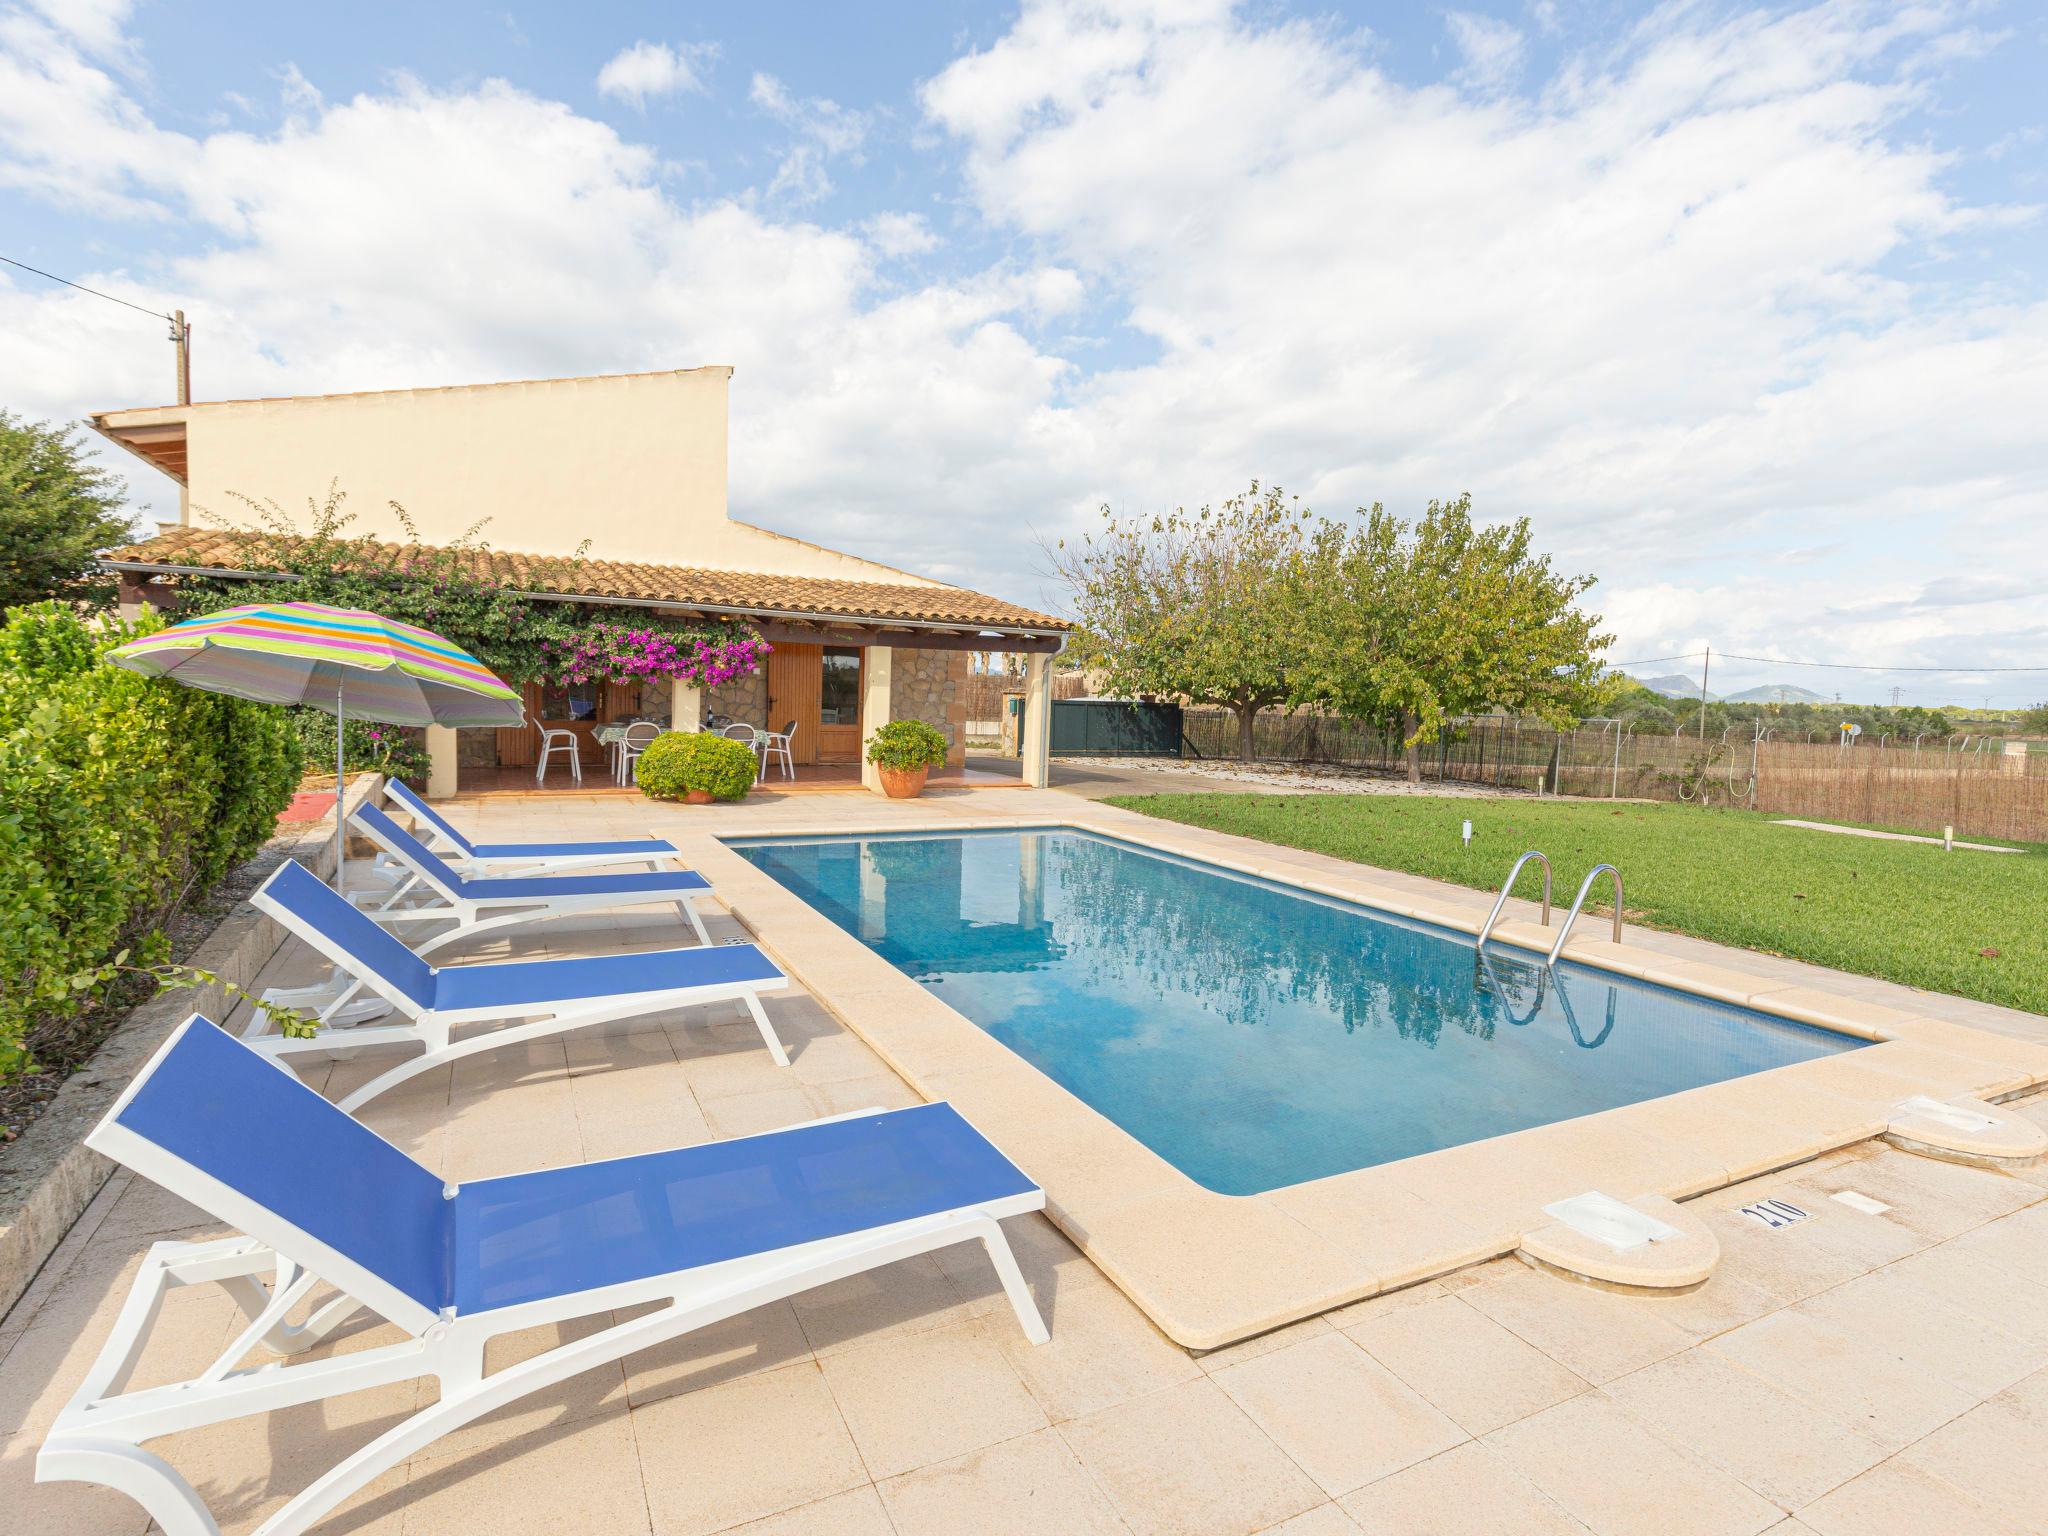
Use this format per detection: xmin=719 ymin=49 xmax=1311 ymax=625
xmin=100 ymin=528 xmax=1069 ymax=633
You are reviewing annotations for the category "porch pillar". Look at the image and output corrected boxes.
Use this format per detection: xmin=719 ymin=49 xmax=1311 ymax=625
xmin=1022 ymin=651 xmax=1053 ymax=789
xmin=425 ymin=725 xmax=459 ymax=800
xmin=672 ymin=682 xmax=702 ymax=733
xmin=860 ymin=646 xmax=895 ymax=794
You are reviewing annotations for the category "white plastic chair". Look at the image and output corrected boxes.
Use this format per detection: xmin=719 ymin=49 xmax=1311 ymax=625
xmin=530 ymin=709 xmax=581 ymax=786
xmin=618 ymin=721 xmax=661 ymax=784
xmin=722 ymin=721 xmax=764 ymax=782
xmin=759 ymin=719 xmax=797 ymax=782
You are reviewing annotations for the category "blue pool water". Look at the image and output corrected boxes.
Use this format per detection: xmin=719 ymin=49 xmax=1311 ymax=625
xmin=730 ymin=829 xmax=1863 ymax=1195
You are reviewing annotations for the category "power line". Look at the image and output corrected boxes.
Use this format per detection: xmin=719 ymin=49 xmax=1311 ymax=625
xmin=0 ymin=253 xmax=176 ymax=322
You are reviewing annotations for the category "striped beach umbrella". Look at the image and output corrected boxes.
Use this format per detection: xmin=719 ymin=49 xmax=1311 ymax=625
xmin=107 ymin=601 xmax=524 ymax=889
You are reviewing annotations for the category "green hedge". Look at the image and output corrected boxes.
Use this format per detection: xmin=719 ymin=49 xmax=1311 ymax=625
xmin=0 ymin=604 xmax=301 ymax=1079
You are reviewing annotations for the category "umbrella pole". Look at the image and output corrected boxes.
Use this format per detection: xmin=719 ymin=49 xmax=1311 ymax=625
xmin=334 ymin=680 xmax=346 ymax=896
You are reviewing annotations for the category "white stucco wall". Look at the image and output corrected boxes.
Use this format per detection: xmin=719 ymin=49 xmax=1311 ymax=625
xmin=148 ymin=368 xmax=941 ymax=587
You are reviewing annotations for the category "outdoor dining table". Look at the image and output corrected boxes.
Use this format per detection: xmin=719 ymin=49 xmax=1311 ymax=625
xmin=596 ymin=720 xmax=659 ymax=783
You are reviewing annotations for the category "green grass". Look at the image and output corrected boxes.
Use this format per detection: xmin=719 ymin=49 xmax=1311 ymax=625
xmin=1103 ymin=793 xmax=2048 ymax=1015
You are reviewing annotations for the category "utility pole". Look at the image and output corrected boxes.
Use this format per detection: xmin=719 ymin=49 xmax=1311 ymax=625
xmin=1697 ymin=646 xmax=1711 ymax=742
xmin=170 ymin=309 xmax=191 ymax=404
xmin=1889 ymin=686 xmax=1902 ymax=707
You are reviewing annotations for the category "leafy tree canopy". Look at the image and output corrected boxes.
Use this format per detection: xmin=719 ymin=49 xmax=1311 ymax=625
xmin=1051 ymin=484 xmax=1324 ymax=760
xmin=0 ymin=412 xmax=135 ymax=611
xmin=1302 ymin=495 xmax=1613 ymax=780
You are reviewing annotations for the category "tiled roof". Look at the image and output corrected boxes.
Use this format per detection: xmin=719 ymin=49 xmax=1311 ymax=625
xmin=99 ymin=528 xmax=1070 ymax=633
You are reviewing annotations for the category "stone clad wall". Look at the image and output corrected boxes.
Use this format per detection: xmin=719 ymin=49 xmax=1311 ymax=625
xmin=704 ymin=668 xmax=768 ymax=728
xmin=890 ymin=648 xmax=969 ymax=767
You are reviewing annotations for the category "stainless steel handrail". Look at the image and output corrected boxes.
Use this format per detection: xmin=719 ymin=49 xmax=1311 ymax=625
xmin=1476 ymin=850 xmax=1551 ymax=950
xmin=1546 ymin=863 xmax=1623 ymax=965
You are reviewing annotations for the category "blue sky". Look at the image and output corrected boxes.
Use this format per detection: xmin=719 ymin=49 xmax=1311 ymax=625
xmin=3 ymin=0 xmax=2046 ymax=704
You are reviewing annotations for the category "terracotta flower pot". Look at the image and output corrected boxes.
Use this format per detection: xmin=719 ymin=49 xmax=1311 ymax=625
xmin=878 ymin=764 xmax=930 ymax=799
xmin=684 ymin=788 xmax=715 ymax=805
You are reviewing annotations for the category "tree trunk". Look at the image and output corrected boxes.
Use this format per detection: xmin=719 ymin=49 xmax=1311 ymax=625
xmin=1236 ymin=703 xmax=1257 ymax=762
xmin=1402 ymin=712 xmax=1422 ymax=783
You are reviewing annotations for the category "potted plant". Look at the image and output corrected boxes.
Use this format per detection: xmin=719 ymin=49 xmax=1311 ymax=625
xmin=865 ymin=718 xmax=950 ymax=799
xmin=634 ymin=731 xmax=758 ymax=805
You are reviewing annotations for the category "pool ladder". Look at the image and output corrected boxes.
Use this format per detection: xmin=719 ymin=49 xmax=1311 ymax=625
xmin=1476 ymin=850 xmax=1624 ymax=966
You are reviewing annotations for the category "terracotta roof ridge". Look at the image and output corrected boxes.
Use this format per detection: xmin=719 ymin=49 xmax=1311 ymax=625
xmin=92 ymin=365 xmax=734 ymax=420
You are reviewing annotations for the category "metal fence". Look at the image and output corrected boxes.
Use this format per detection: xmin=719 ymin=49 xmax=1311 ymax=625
xmin=1049 ymin=700 xmax=1184 ymax=757
xmin=1177 ymin=710 xmax=2048 ymax=843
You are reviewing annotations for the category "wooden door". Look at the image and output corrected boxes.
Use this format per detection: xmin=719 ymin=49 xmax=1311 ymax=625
xmin=765 ymin=643 xmax=823 ymax=765
xmin=816 ymin=646 xmax=864 ymax=764
xmin=496 ymin=681 xmax=542 ymax=767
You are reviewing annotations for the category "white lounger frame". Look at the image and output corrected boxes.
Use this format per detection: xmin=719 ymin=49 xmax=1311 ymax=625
xmin=39 ymin=1108 xmax=1047 ymax=1536
xmin=383 ymin=780 xmax=684 ymax=876
xmin=250 ymin=883 xmax=791 ymax=1112
xmin=349 ymin=807 xmax=713 ymax=958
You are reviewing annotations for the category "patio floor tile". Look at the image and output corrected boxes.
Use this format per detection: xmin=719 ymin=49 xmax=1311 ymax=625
xmin=816 ymin=1317 xmax=1047 ymax=1480
xmin=1061 ymin=1376 xmax=1324 ymax=1536
xmin=1337 ymin=1440 xmax=1591 ymax=1535
xmin=1209 ymin=1330 xmax=1467 ymax=1496
xmin=631 ymin=1362 xmax=868 ymax=1536
xmin=1449 ymin=1262 xmax=1696 ymax=1385
xmin=876 ymin=1426 xmax=1125 ymax=1536
xmin=1343 ymin=1291 xmax=1591 ymax=1436
xmin=1793 ymin=1457 xmax=2029 ymax=1536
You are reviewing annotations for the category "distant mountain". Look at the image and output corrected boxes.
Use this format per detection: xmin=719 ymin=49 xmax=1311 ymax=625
xmin=1724 ymin=683 xmax=1831 ymax=704
xmin=1631 ymin=673 xmax=1716 ymax=701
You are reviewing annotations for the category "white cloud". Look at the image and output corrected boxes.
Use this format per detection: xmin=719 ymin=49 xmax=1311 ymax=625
xmin=749 ymin=71 xmax=869 ymax=203
xmin=1445 ymin=11 xmax=1526 ymax=94
xmin=595 ymin=40 xmax=716 ymax=107
xmin=2 ymin=0 xmax=2045 ymax=699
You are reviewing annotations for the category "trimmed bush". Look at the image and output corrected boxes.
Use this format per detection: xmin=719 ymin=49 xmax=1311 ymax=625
xmin=865 ymin=718 xmax=950 ymax=771
xmin=636 ymin=730 xmax=757 ymax=802
xmin=0 ymin=603 xmax=300 ymax=1080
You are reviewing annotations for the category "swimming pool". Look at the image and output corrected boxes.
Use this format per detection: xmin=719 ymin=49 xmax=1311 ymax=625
xmin=730 ymin=828 xmax=1864 ymax=1196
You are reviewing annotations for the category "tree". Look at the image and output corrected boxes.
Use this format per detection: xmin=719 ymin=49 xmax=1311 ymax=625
xmin=1304 ymin=495 xmax=1611 ymax=781
xmin=0 ymin=412 xmax=134 ymax=611
xmin=1050 ymin=484 xmax=1325 ymax=761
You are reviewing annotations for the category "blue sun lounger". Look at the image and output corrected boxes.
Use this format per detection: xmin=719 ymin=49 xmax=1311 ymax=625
xmin=249 ymin=859 xmax=791 ymax=1110
xmin=350 ymin=801 xmax=717 ymax=952
xmin=38 ymin=1015 xmax=1048 ymax=1536
xmin=384 ymin=777 xmax=683 ymax=874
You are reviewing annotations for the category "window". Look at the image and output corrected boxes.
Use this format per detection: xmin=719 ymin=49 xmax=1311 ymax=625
xmin=539 ymin=681 xmax=602 ymax=721
xmin=820 ymin=648 xmax=862 ymax=725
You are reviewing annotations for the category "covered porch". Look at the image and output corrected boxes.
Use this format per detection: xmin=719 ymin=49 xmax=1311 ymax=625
xmin=428 ymin=622 xmax=1063 ymax=799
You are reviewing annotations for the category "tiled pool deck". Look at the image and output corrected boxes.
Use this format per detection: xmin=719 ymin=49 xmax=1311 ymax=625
xmin=6 ymin=784 xmax=2047 ymax=1534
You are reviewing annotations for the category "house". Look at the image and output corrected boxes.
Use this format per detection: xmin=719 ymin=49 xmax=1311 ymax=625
xmin=90 ymin=368 xmax=1067 ymax=795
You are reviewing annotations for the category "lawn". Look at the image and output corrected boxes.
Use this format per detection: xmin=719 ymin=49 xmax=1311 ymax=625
xmin=1103 ymin=793 xmax=2048 ymax=1015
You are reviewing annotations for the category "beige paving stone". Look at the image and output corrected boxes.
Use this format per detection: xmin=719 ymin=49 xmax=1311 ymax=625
xmin=804 ymin=1072 xmax=923 ymax=1115
xmin=1338 ymin=1440 xmax=1592 ymax=1535
xmin=426 ymin=1311 xmax=631 ymax=1458
xmin=1895 ymin=1376 xmax=2048 ymax=1531
xmin=1264 ymin=1175 xmax=1508 ymax=1289
xmin=1794 ymin=1457 xmax=2029 ymax=1536
xmin=1696 ymin=1191 xmax=1922 ymax=1307
xmin=1601 ymin=1348 xmax=1889 ymax=1511
xmin=1322 ymin=1276 xmax=1451 ymax=1329
xmin=1791 ymin=1266 xmax=2048 ymax=1399
xmin=816 ymin=1317 xmax=1046 ymax=1480
xmin=986 ymin=1263 xmax=1203 ymax=1422
xmin=697 ymin=1085 xmax=821 ymax=1140
xmin=632 ymin=1361 xmax=868 ymax=1536
xmin=788 ymin=1252 xmax=978 ymax=1356
xmin=1485 ymin=1392 xmax=1782 ymax=1536
xmin=709 ymin=1486 xmax=894 ymax=1536
xmin=1 ymin=1429 xmax=157 ymax=1536
xmin=1061 ymin=1377 xmax=1324 ymax=1536
xmin=1451 ymin=1263 xmax=1696 ymax=1385
xmin=1792 ymin=1146 xmax=2041 ymax=1242
xmin=1257 ymin=1503 xmax=1366 ymax=1534
xmin=877 ymin=1425 xmax=1126 ymax=1536
xmin=1703 ymin=1308 xmax=1979 ymax=1449
xmin=1942 ymin=1199 xmax=2048 ymax=1278
xmin=393 ymin=1405 xmax=644 ymax=1535
xmin=1066 ymin=1188 xmax=1371 ymax=1349
xmin=1210 ymin=1330 xmax=1467 ymax=1496
xmin=1344 ymin=1292 xmax=1591 ymax=1436
xmin=623 ymin=1299 xmax=814 ymax=1408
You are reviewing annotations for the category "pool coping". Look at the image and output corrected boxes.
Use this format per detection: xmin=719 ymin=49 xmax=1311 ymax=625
xmin=676 ymin=805 xmax=2048 ymax=1350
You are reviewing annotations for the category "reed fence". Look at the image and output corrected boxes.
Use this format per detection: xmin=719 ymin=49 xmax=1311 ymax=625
xmin=1174 ymin=710 xmax=2048 ymax=844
